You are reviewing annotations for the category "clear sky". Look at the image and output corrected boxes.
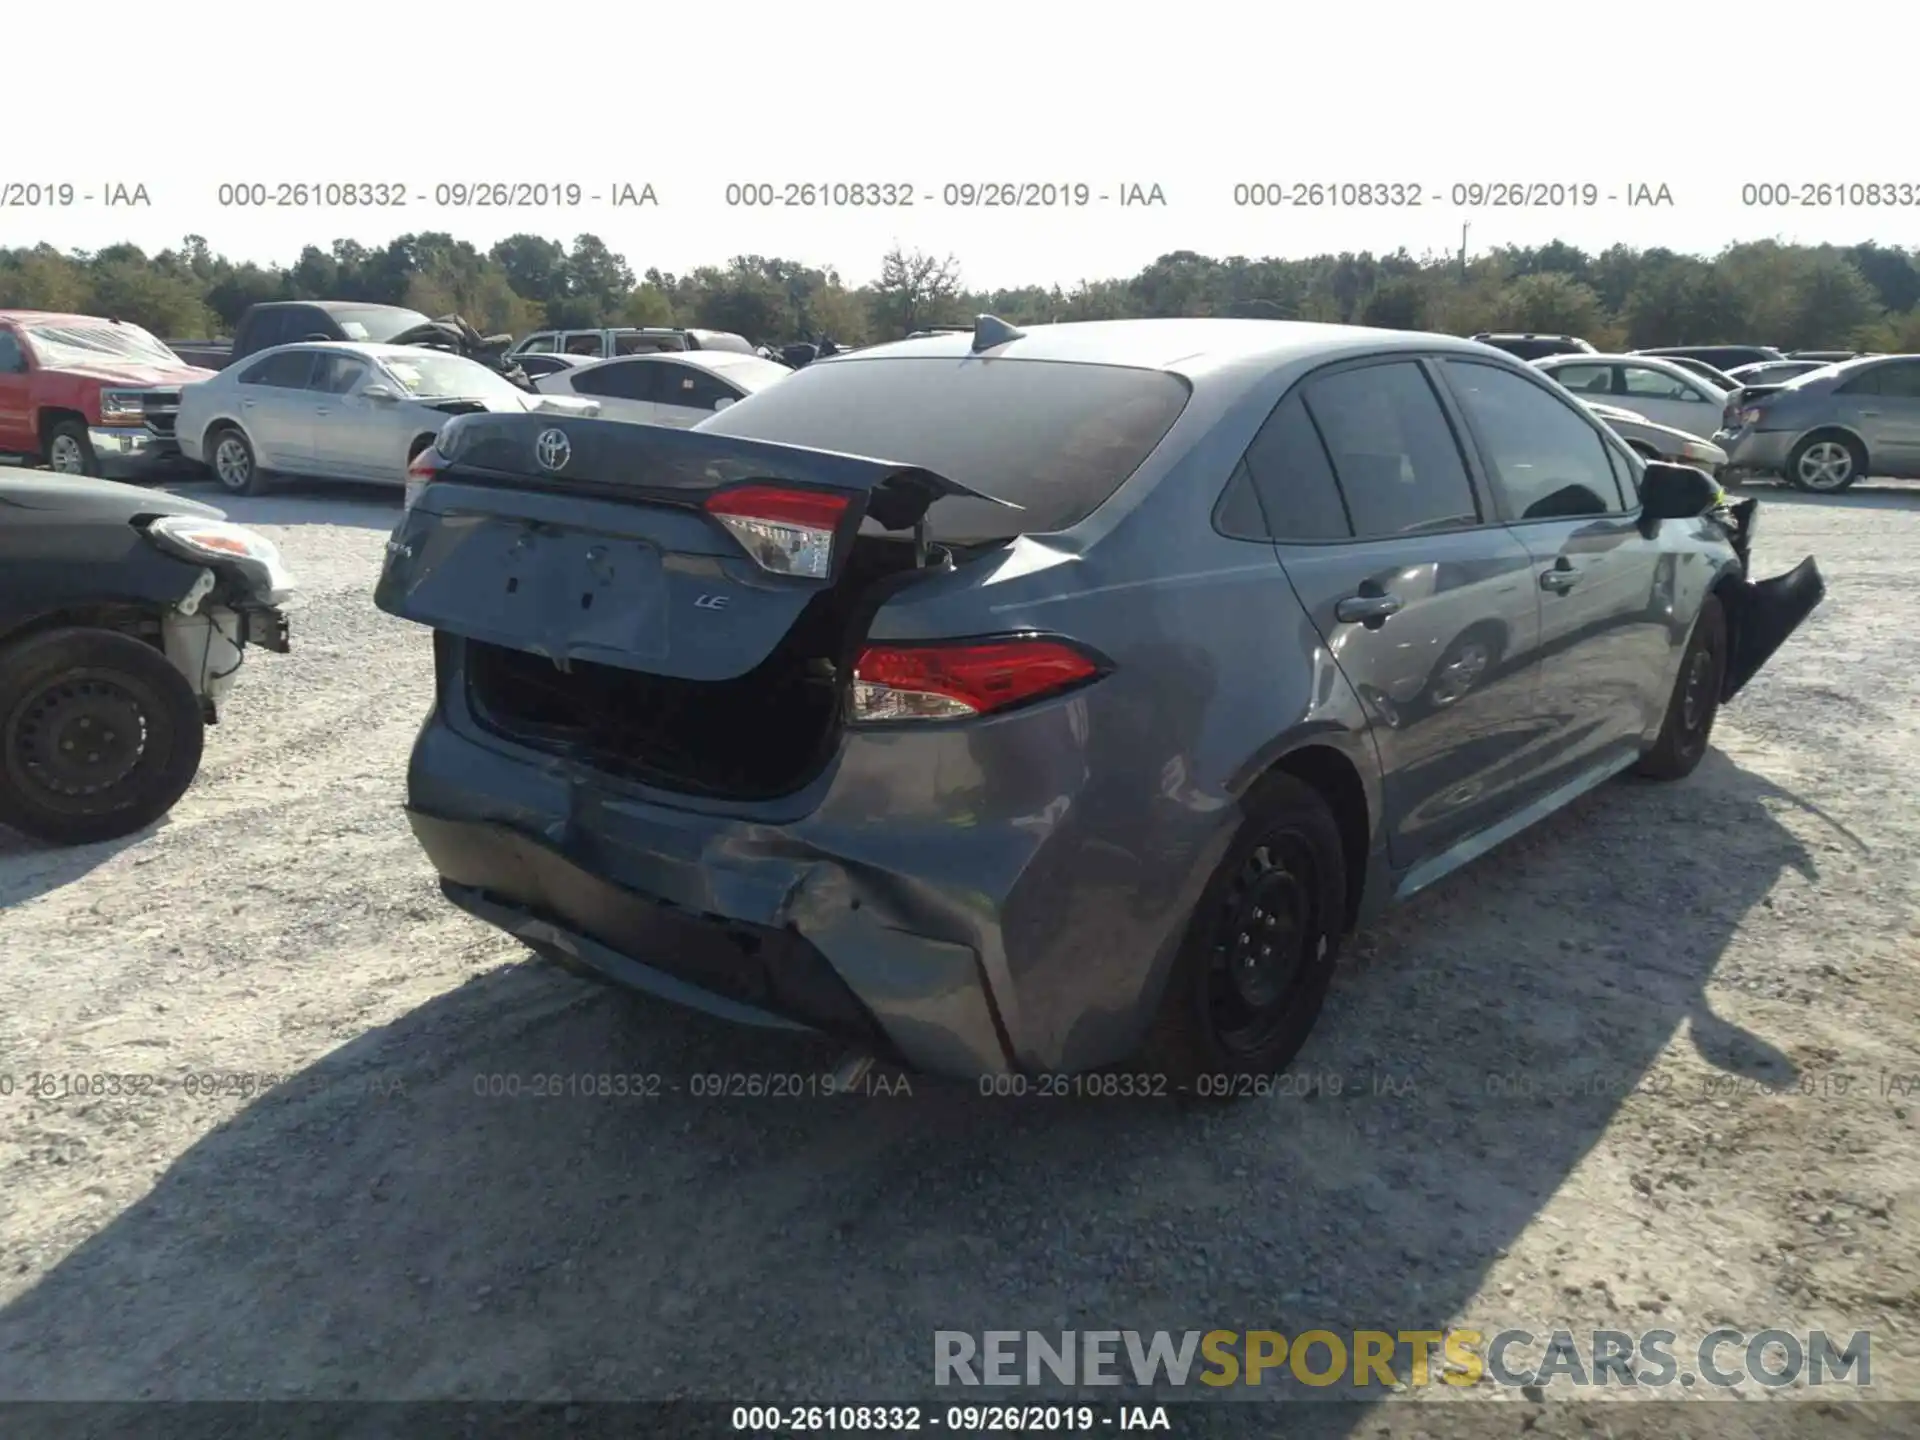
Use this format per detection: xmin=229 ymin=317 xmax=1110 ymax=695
xmin=10 ymin=0 xmax=1910 ymax=289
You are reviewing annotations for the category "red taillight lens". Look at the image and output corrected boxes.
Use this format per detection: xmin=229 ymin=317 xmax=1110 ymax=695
xmin=850 ymin=638 xmax=1102 ymax=722
xmin=704 ymin=484 xmax=850 ymax=579
xmin=403 ymin=446 xmax=443 ymax=512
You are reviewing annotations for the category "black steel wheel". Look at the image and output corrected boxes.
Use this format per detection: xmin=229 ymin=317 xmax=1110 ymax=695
xmin=1141 ymin=772 xmax=1347 ymax=1090
xmin=0 ymin=628 xmax=206 ymax=845
xmin=1635 ymin=594 xmax=1727 ymax=781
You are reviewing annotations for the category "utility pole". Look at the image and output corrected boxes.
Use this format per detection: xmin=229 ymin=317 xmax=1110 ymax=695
xmin=1460 ymin=223 xmax=1470 ymax=280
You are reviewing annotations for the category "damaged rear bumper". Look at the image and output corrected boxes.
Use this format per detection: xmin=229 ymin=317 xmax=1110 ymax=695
xmin=402 ymin=714 xmax=1026 ymax=1080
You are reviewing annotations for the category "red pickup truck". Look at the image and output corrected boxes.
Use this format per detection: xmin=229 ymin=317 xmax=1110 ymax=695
xmin=0 ymin=309 xmax=214 ymax=479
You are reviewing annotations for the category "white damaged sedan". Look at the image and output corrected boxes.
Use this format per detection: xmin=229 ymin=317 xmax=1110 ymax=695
xmin=175 ymin=341 xmax=596 ymax=496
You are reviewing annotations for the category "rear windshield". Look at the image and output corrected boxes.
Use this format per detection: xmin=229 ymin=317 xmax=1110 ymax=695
xmin=695 ymin=355 xmax=1191 ymax=542
xmin=332 ymin=307 xmax=431 ymax=342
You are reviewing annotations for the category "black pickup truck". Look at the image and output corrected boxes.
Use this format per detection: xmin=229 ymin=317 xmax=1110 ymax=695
xmin=169 ymin=301 xmax=433 ymax=370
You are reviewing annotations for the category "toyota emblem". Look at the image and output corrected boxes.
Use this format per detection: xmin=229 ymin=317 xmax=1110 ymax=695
xmin=534 ymin=428 xmax=571 ymax=472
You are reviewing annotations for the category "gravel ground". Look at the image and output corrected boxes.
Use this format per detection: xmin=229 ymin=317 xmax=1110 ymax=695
xmin=1 ymin=475 xmax=1916 ymax=1432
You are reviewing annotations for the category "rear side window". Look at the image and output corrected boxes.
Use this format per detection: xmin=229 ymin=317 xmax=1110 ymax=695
xmin=1548 ymin=363 xmax=1615 ymax=396
xmin=1301 ymin=362 xmax=1480 ymax=536
xmin=697 ymin=356 xmax=1191 ymax=543
xmin=1235 ymin=392 xmax=1352 ymax=540
xmin=518 ymin=333 xmax=558 ymax=355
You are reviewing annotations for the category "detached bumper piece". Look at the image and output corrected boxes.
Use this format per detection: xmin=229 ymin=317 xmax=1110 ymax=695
xmin=407 ymin=808 xmax=895 ymax=1052
xmin=1723 ymin=556 xmax=1825 ymax=701
xmin=240 ymin=606 xmax=292 ymax=654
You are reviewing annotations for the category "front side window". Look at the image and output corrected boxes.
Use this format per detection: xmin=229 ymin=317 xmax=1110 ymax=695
xmin=1443 ymin=360 xmax=1627 ymax=519
xmin=314 ymin=354 xmax=369 ymax=394
xmin=569 ymin=360 xmax=660 ymax=401
xmin=1300 ymin=361 xmax=1480 ymax=537
xmin=0 ymin=330 xmax=27 ymax=374
xmin=657 ymin=366 xmax=740 ymax=411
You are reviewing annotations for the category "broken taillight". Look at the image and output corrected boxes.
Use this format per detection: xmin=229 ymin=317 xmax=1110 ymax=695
xmin=403 ymin=445 xmax=444 ymax=512
xmin=849 ymin=638 xmax=1104 ymax=722
xmin=703 ymin=485 xmax=851 ymax=580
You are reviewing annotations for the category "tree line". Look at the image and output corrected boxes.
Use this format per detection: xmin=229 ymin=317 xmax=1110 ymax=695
xmin=4 ymin=232 xmax=1920 ymax=353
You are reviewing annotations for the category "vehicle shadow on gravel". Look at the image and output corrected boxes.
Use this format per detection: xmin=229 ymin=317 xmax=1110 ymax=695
xmin=0 ymin=753 xmax=1836 ymax=1425
xmin=0 ymin=825 xmax=145 ymax=906
xmin=165 ymin=479 xmax=403 ymax=529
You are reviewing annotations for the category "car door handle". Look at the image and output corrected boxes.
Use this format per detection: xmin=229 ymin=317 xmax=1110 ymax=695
xmin=1540 ymin=565 xmax=1580 ymax=592
xmin=240 ymin=399 xmax=254 ymax=409
xmin=1335 ymin=592 xmax=1404 ymax=624
xmin=1859 ymin=409 xmax=1880 ymax=417
xmin=314 ymin=406 xmax=330 ymax=416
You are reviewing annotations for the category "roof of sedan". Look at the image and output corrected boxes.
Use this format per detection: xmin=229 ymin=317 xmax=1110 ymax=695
xmin=1538 ymin=352 xmax=1723 ymax=378
xmin=833 ymin=318 xmax=1496 ymax=376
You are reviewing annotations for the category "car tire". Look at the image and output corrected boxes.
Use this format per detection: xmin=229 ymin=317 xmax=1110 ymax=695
xmin=0 ymin=627 xmax=207 ymax=846
xmin=1784 ymin=432 xmax=1866 ymax=493
xmin=1635 ymin=594 xmax=1727 ymax=782
xmin=206 ymin=424 xmax=269 ymax=496
xmin=44 ymin=420 xmax=102 ymax=477
xmin=1138 ymin=772 xmax=1347 ymax=1093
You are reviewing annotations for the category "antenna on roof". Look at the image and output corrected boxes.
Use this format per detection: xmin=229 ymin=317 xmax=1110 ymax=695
xmin=972 ymin=314 xmax=1025 ymax=353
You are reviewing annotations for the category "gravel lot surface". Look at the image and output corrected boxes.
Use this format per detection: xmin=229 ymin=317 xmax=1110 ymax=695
xmin=1 ymin=475 xmax=1916 ymax=1433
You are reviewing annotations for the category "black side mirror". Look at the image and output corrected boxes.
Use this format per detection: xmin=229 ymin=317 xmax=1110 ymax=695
xmin=1639 ymin=461 xmax=1721 ymax=521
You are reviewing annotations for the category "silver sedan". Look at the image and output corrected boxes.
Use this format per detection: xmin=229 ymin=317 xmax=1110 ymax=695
xmin=176 ymin=342 xmax=584 ymax=496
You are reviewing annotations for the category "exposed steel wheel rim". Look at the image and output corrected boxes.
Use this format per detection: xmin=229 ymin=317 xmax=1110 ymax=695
xmin=1680 ymin=644 xmax=1715 ymax=735
xmin=1204 ymin=832 xmax=1321 ymax=1057
xmin=6 ymin=670 xmax=153 ymax=814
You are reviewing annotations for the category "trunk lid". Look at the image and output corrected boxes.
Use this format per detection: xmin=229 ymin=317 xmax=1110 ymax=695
xmin=373 ymin=411 xmax=1015 ymax=683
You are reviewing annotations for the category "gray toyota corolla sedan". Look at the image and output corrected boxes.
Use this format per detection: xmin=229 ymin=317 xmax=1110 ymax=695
xmin=374 ymin=316 xmax=1824 ymax=1088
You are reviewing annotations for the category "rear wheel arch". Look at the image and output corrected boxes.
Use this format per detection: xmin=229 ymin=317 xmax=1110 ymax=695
xmin=203 ymin=416 xmax=243 ymax=452
xmin=1263 ymin=742 xmax=1371 ymax=932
